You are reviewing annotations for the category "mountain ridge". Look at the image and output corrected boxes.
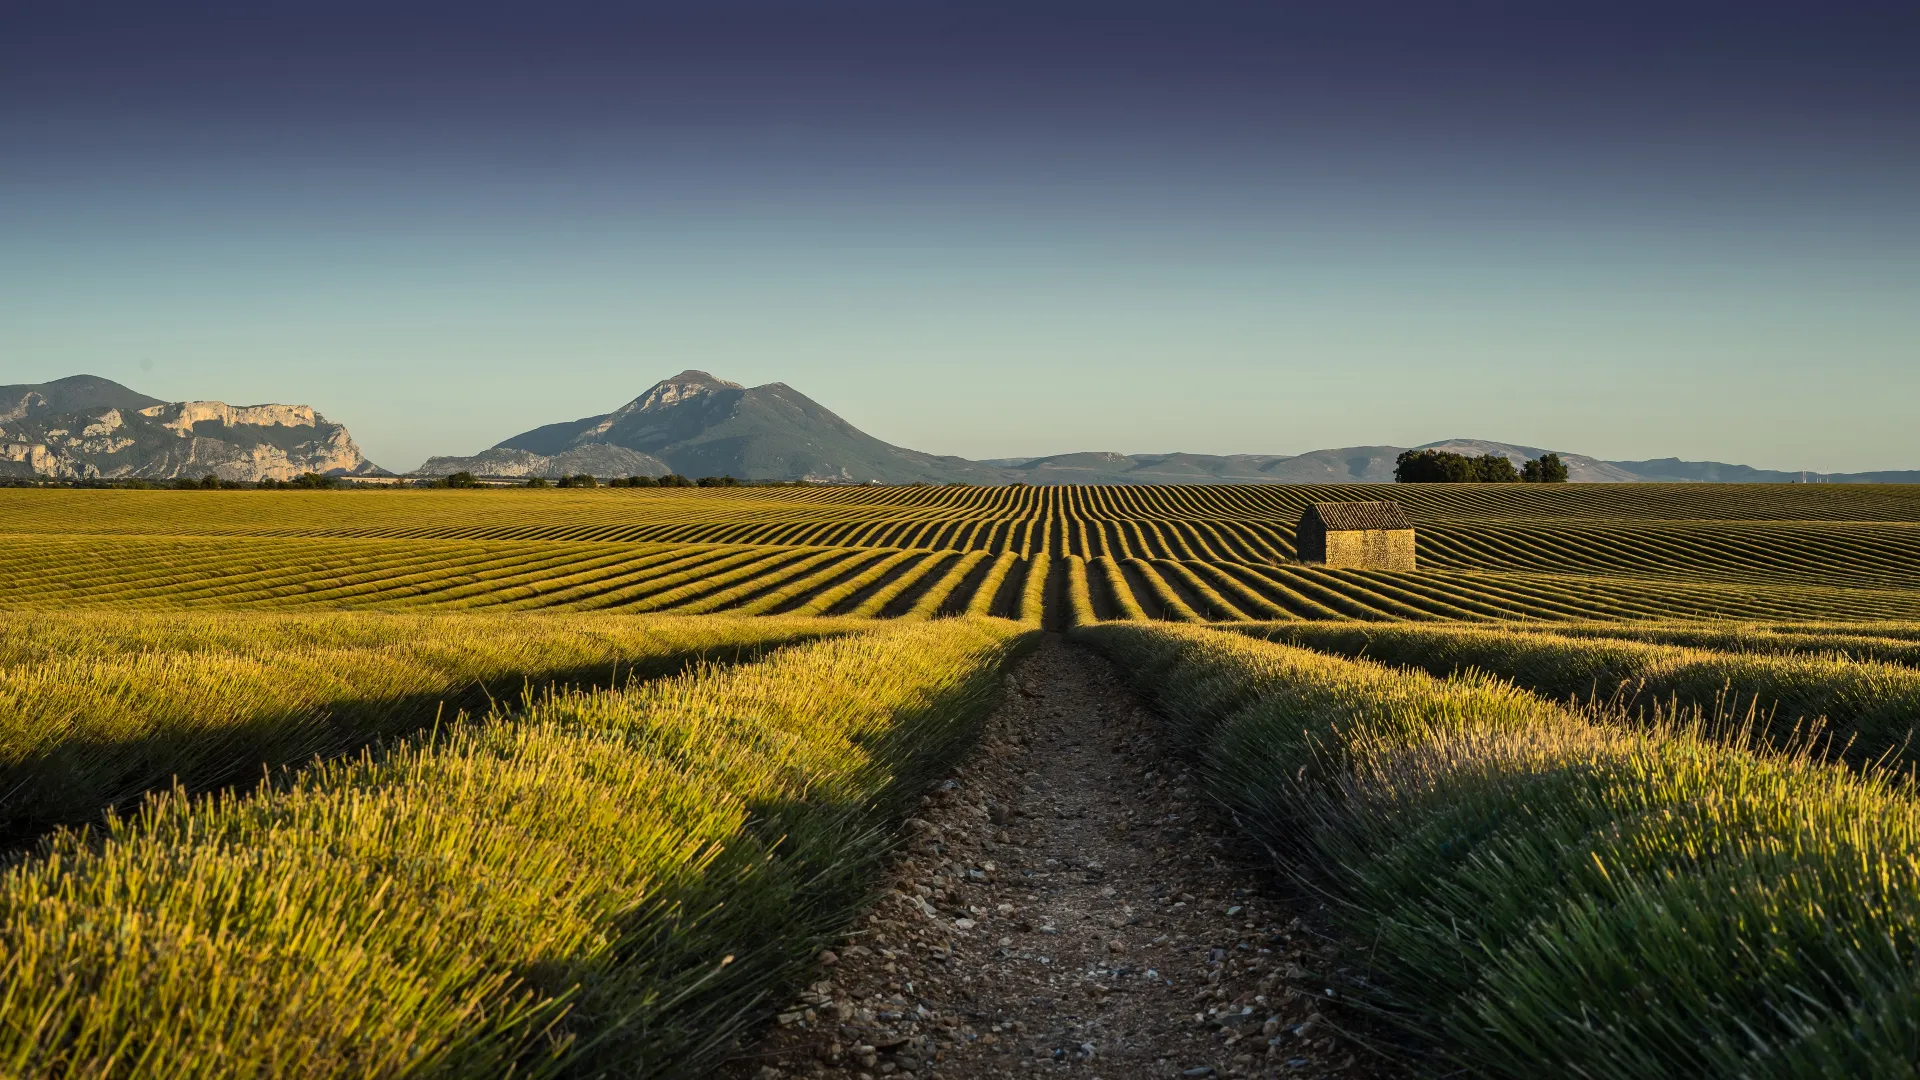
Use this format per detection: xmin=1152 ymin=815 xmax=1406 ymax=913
xmin=417 ymin=370 xmax=1919 ymax=484
xmin=1 ymin=375 xmax=381 ymax=481
xmin=422 ymin=370 xmax=1012 ymax=483
xmin=7 ymin=372 xmax=1908 ymax=485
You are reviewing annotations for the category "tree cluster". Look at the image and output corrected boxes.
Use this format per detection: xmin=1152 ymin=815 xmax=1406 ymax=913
xmin=172 ymin=474 xmax=248 ymax=490
xmin=1394 ymin=450 xmax=1569 ymax=484
xmin=251 ymin=473 xmax=341 ymax=489
xmin=602 ymin=474 xmax=693 ymax=487
xmin=1521 ymin=453 xmax=1571 ymax=483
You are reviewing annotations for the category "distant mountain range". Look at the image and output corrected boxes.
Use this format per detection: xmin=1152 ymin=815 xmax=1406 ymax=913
xmin=980 ymin=442 xmax=1920 ymax=485
xmin=423 ymin=370 xmax=1919 ymax=485
xmin=8 ymin=372 xmax=1914 ymax=485
xmin=0 ymin=375 xmax=380 ymax=481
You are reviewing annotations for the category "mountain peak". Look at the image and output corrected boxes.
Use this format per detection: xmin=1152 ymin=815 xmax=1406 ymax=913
xmin=626 ymin=370 xmax=745 ymax=414
xmin=0 ymin=375 xmax=377 ymax=480
xmin=665 ymin=369 xmax=740 ymax=387
xmin=2 ymin=374 xmax=164 ymax=421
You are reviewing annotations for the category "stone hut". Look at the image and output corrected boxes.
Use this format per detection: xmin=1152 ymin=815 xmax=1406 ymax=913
xmin=1294 ymin=501 xmax=1416 ymax=570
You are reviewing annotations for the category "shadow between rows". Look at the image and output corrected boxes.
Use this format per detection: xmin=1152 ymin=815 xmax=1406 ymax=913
xmin=431 ymin=629 xmax=1040 ymax=1078
xmin=0 ymin=635 xmax=845 ymax=858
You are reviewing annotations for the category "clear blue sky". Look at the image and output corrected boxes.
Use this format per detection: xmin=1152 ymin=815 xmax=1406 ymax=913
xmin=2 ymin=2 xmax=1915 ymax=473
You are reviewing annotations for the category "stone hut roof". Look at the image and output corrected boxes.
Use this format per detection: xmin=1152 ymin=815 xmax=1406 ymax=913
xmin=1301 ymin=501 xmax=1413 ymax=532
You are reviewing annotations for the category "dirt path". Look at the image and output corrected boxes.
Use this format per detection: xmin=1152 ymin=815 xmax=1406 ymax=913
xmin=724 ymin=636 xmax=1393 ymax=1080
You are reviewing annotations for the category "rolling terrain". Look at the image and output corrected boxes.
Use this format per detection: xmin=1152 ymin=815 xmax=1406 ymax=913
xmin=7 ymin=482 xmax=1920 ymax=1078
xmin=15 ymin=371 xmax=1915 ymax=484
xmin=5 ymin=483 xmax=1919 ymax=624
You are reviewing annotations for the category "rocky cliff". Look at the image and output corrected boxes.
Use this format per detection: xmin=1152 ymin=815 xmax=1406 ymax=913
xmin=0 ymin=375 xmax=382 ymax=481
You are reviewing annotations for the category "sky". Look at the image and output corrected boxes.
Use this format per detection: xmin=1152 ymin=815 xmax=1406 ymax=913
xmin=1 ymin=1 xmax=1916 ymax=473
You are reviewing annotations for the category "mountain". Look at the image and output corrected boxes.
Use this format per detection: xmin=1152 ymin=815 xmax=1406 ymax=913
xmin=986 ymin=441 xmax=1917 ymax=485
xmin=421 ymin=370 xmax=1011 ymax=483
xmin=0 ymin=375 xmax=381 ymax=481
xmin=1604 ymin=457 xmax=1920 ymax=484
xmin=983 ymin=443 xmax=1645 ymax=484
xmin=415 ymin=370 xmax=1918 ymax=485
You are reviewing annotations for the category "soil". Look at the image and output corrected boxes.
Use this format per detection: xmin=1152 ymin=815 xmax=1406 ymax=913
xmin=721 ymin=635 xmax=1404 ymax=1080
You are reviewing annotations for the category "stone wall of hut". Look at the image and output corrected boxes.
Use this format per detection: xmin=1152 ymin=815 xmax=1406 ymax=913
xmin=1320 ymin=529 xmax=1417 ymax=571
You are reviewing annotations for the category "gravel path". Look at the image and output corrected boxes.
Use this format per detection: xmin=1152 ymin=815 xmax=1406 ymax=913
xmin=723 ymin=635 xmax=1396 ymax=1080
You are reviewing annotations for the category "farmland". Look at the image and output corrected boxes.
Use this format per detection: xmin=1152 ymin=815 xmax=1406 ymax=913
xmin=5 ymin=483 xmax=1920 ymax=622
xmin=6 ymin=481 xmax=1920 ymax=1077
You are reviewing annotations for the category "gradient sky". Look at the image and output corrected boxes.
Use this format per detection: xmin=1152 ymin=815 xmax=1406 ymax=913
xmin=2 ymin=1 xmax=1916 ymax=473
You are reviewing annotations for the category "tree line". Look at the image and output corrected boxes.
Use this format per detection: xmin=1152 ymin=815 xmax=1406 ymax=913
xmin=1394 ymin=450 xmax=1570 ymax=484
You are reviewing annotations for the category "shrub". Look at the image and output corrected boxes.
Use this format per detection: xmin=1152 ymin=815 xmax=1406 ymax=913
xmin=443 ymin=471 xmax=479 ymax=489
xmin=1393 ymin=449 xmax=1519 ymax=483
xmin=524 ymin=476 xmax=550 ymax=488
xmin=1520 ymin=453 xmax=1569 ymax=482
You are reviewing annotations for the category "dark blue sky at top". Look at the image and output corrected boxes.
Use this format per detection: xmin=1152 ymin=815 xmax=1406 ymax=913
xmin=9 ymin=2 xmax=1916 ymax=192
xmin=2 ymin=1 xmax=1917 ymax=470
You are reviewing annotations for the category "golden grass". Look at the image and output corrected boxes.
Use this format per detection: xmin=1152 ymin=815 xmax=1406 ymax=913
xmin=0 ymin=611 xmax=851 ymax=844
xmin=1231 ymin=620 xmax=1920 ymax=767
xmin=0 ymin=618 xmax=1030 ymax=1077
xmin=1077 ymin=622 xmax=1920 ymax=1077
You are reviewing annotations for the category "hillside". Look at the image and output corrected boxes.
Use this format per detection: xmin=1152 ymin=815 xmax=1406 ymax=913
xmin=421 ymin=370 xmax=1010 ymax=483
xmin=988 ymin=442 xmax=1918 ymax=485
xmin=419 ymin=371 xmax=1918 ymax=484
xmin=0 ymin=375 xmax=381 ymax=481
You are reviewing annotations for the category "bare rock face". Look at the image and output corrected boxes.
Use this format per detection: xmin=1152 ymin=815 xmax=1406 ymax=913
xmin=138 ymin=401 xmax=321 ymax=436
xmin=418 ymin=444 xmax=673 ymax=480
xmin=0 ymin=375 xmax=382 ymax=481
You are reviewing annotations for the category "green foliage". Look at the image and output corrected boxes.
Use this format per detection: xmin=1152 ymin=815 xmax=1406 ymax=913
xmin=1078 ymin=622 xmax=1920 ymax=1078
xmin=524 ymin=476 xmax=549 ymax=488
xmin=624 ymin=474 xmax=658 ymax=487
xmin=555 ymin=473 xmax=599 ymax=488
xmin=0 ymin=611 xmax=850 ymax=844
xmin=442 ymin=471 xmax=479 ymax=489
xmin=0 ymin=619 xmax=1027 ymax=1077
xmin=1541 ymin=621 xmax=1920 ymax=667
xmin=696 ymin=475 xmax=741 ymax=487
xmin=1520 ymin=452 xmax=1569 ymax=482
xmin=658 ymin=473 xmax=693 ymax=487
xmin=1393 ymin=449 xmax=1520 ymax=483
xmin=1236 ymin=621 xmax=1920 ymax=768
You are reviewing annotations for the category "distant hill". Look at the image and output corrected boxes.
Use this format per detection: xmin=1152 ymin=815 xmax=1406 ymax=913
xmin=0 ymin=375 xmax=381 ymax=481
xmin=421 ymin=370 xmax=1011 ymax=483
xmin=402 ymin=369 xmax=1917 ymax=485
xmin=986 ymin=441 xmax=1918 ymax=485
